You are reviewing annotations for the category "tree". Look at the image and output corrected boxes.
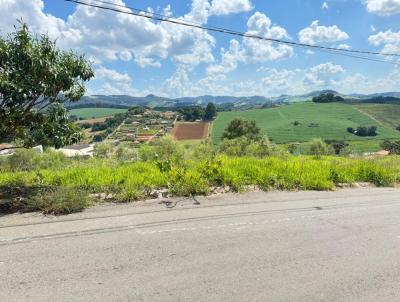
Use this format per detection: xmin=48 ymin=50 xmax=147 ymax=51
xmin=221 ymin=118 xmax=262 ymax=141
xmin=327 ymin=140 xmax=349 ymax=155
xmin=204 ymin=102 xmax=217 ymax=121
xmin=0 ymin=22 xmax=94 ymax=147
xmin=312 ymin=93 xmax=344 ymax=103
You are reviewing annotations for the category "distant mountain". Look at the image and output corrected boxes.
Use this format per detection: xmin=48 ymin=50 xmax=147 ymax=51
xmin=349 ymin=92 xmax=400 ymax=99
xmin=66 ymin=90 xmax=400 ymax=109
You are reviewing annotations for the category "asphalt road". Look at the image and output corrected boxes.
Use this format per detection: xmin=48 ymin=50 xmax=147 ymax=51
xmin=1 ymin=188 xmax=400 ymax=302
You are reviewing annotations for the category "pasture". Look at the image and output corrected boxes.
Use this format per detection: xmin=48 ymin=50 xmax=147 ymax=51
xmin=353 ymin=103 xmax=400 ymax=129
xmin=69 ymin=108 xmax=128 ymax=119
xmin=211 ymin=102 xmax=400 ymax=144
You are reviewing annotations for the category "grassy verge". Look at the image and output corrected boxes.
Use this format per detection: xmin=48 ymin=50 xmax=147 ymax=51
xmin=1 ymin=154 xmax=399 ymax=215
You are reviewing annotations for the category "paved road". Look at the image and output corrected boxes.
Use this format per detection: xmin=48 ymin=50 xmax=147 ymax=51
xmin=1 ymin=188 xmax=400 ymax=302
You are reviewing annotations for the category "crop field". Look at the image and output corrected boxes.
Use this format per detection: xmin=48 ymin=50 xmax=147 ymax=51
xmin=211 ymin=102 xmax=400 ymax=144
xmin=69 ymin=108 xmax=128 ymax=119
xmin=172 ymin=122 xmax=210 ymax=140
xmin=353 ymin=104 xmax=400 ymax=129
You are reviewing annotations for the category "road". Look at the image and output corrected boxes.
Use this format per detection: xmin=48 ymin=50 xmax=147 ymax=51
xmin=1 ymin=188 xmax=400 ymax=302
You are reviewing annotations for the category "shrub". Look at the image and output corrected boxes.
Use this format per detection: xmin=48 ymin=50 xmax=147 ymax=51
xmin=309 ymin=138 xmax=333 ymax=156
xmin=150 ymin=135 xmax=184 ymax=162
xmin=1 ymin=149 xmax=68 ymax=172
xmin=28 ymin=187 xmax=90 ymax=215
xmin=114 ymin=145 xmax=139 ymax=162
xmin=93 ymin=142 xmax=114 ymax=158
xmin=381 ymin=140 xmax=400 ymax=155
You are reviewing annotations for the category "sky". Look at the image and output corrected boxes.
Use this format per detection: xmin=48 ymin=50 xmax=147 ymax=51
xmin=0 ymin=0 xmax=400 ymax=98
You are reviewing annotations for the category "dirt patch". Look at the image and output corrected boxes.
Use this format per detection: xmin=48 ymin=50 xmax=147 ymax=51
xmin=172 ymin=122 xmax=210 ymax=140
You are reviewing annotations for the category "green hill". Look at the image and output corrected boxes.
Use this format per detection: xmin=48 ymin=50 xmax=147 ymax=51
xmin=353 ymin=104 xmax=400 ymax=129
xmin=211 ymin=102 xmax=400 ymax=144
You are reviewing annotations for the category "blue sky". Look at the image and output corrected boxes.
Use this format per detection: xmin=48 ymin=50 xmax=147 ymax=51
xmin=1 ymin=0 xmax=400 ymax=97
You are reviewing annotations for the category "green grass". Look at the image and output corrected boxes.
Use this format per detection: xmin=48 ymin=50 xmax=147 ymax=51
xmin=69 ymin=108 xmax=127 ymax=119
xmin=353 ymin=103 xmax=400 ymax=129
xmin=3 ymin=147 xmax=400 ymax=215
xmin=212 ymin=102 xmax=400 ymax=144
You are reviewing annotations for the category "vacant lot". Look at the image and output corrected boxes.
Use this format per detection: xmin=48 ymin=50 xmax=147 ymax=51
xmin=69 ymin=108 xmax=128 ymax=119
xmin=212 ymin=102 xmax=400 ymax=144
xmin=172 ymin=122 xmax=210 ymax=140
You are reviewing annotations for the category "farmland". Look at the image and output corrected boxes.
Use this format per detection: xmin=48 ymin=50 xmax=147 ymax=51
xmin=211 ymin=102 xmax=400 ymax=144
xmin=69 ymin=108 xmax=128 ymax=119
xmin=172 ymin=122 xmax=210 ymax=140
xmin=353 ymin=104 xmax=400 ymax=129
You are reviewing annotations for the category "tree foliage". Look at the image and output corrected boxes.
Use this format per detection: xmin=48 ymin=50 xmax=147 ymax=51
xmin=204 ymin=102 xmax=217 ymax=121
xmin=221 ymin=118 xmax=262 ymax=141
xmin=0 ymin=22 xmax=94 ymax=147
xmin=309 ymin=138 xmax=333 ymax=156
xmin=312 ymin=93 xmax=344 ymax=103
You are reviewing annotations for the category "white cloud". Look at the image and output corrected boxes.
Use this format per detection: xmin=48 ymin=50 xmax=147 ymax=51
xmin=322 ymin=2 xmax=329 ymax=9
xmin=89 ymin=66 xmax=139 ymax=95
xmin=0 ymin=0 xmax=65 ymax=38
xmin=209 ymin=0 xmax=253 ymax=16
xmin=337 ymin=43 xmax=351 ymax=50
xmin=94 ymin=67 xmax=132 ymax=83
xmin=243 ymin=12 xmax=293 ymax=62
xmin=298 ymin=20 xmax=349 ymax=45
xmin=206 ymin=12 xmax=293 ymax=76
xmin=303 ymin=62 xmax=345 ymax=87
xmin=368 ymin=30 xmax=400 ymax=54
xmin=364 ymin=0 xmax=400 ymax=16
xmin=207 ymin=39 xmax=246 ymax=74
xmin=0 ymin=0 xmax=216 ymax=69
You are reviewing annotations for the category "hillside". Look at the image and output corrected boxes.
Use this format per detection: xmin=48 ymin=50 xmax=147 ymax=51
xmin=66 ymin=91 xmax=400 ymax=110
xmin=211 ymin=102 xmax=400 ymax=144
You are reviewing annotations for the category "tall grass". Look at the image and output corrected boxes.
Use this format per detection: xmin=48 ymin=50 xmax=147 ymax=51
xmin=1 ymin=146 xmax=400 ymax=214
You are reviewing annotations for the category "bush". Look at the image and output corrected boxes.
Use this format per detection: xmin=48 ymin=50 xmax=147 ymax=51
xmin=114 ymin=145 xmax=139 ymax=162
xmin=0 ymin=149 xmax=67 ymax=172
xmin=93 ymin=142 xmax=114 ymax=158
xmin=309 ymin=138 xmax=333 ymax=156
xmin=149 ymin=135 xmax=184 ymax=162
xmin=28 ymin=187 xmax=90 ymax=215
xmin=381 ymin=140 xmax=400 ymax=155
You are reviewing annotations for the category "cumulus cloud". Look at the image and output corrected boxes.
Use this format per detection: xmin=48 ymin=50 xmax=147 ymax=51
xmin=364 ymin=0 xmax=400 ymax=16
xmin=303 ymin=62 xmax=345 ymax=87
xmin=322 ymin=2 xmax=329 ymax=9
xmin=209 ymin=0 xmax=253 ymax=16
xmin=206 ymin=12 xmax=293 ymax=76
xmin=368 ymin=30 xmax=400 ymax=55
xmin=0 ymin=0 xmax=216 ymax=69
xmin=298 ymin=21 xmax=349 ymax=45
xmin=89 ymin=66 xmax=139 ymax=95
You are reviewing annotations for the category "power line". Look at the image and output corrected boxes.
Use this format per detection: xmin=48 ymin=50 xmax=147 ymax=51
xmin=64 ymin=0 xmax=400 ymax=65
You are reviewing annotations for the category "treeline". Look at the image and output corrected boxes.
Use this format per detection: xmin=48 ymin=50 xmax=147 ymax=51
xmin=312 ymin=93 xmax=345 ymax=103
xmin=178 ymin=103 xmax=217 ymax=121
